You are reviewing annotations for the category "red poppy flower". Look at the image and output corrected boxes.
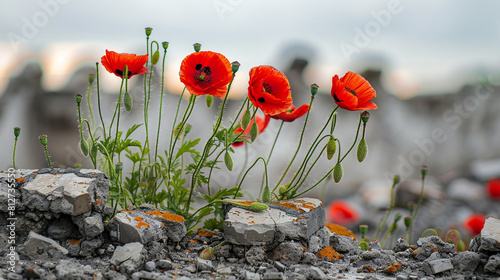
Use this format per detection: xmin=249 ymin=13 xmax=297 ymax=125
xmin=331 ymin=71 xmax=377 ymax=111
xmin=327 ymin=200 xmax=359 ymax=226
xmin=101 ymin=50 xmax=148 ymax=79
xmin=271 ymin=104 xmax=310 ymax=122
xmin=179 ymin=51 xmax=233 ymax=98
xmin=248 ymin=66 xmax=293 ymax=116
xmin=463 ymin=213 xmax=486 ymax=236
xmin=486 ymin=178 xmax=500 ymax=201
xmin=232 ymin=113 xmax=271 ymax=147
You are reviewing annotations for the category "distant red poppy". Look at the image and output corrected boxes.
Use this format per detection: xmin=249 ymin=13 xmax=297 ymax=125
xmin=248 ymin=66 xmax=293 ymax=116
xmin=232 ymin=113 xmax=271 ymax=147
xmin=331 ymin=72 xmax=377 ymax=111
xmin=101 ymin=50 xmax=148 ymax=79
xmin=271 ymin=104 xmax=310 ymax=122
xmin=486 ymin=178 xmax=500 ymax=201
xmin=327 ymin=200 xmax=359 ymax=226
xmin=463 ymin=213 xmax=486 ymax=236
xmin=179 ymin=51 xmax=233 ymax=98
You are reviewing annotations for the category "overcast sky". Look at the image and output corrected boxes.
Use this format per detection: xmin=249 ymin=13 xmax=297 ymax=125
xmin=1 ymin=0 xmax=499 ymax=96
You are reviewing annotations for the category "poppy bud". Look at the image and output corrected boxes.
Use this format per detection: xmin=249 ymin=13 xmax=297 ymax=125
xmin=361 ymin=111 xmax=370 ymax=124
xmin=310 ymin=83 xmax=319 ymax=96
xmin=249 ymin=202 xmax=269 ymax=211
xmin=206 ymin=95 xmax=213 ymax=108
xmin=124 ymin=92 xmax=133 ymax=112
xmin=88 ymin=74 xmax=95 ymax=85
xmin=393 ymin=175 xmax=400 ymax=185
xmin=357 ymin=139 xmax=368 ymax=162
xmin=173 ymin=122 xmax=184 ymax=140
xmin=151 ymin=50 xmax=160 ymax=65
xmin=394 ymin=212 xmax=402 ymax=223
xmin=326 ymin=137 xmax=336 ymax=160
xmin=80 ymin=138 xmax=89 ymax=157
xmin=90 ymin=144 xmax=98 ymax=159
xmin=193 ymin=43 xmax=202 ymax=52
xmin=145 ymin=27 xmax=153 ymax=37
xmin=457 ymin=240 xmax=466 ymax=252
xmin=250 ymin=121 xmax=258 ymax=142
xmin=404 ymin=217 xmax=412 ymax=228
xmin=74 ymin=163 xmax=82 ymax=168
xmin=359 ymin=224 xmax=368 ymax=235
xmin=115 ymin=162 xmax=123 ymax=173
xmin=184 ymin=124 xmax=192 ymax=136
xmin=279 ymin=185 xmax=287 ymax=195
xmin=359 ymin=241 xmax=369 ymax=251
xmin=333 ymin=163 xmax=343 ymax=183
xmin=14 ymin=127 xmax=21 ymax=138
xmin=224 ymin=152 xmax=233 ymax=171
xmin=407 ymin=201 xmax=415 ymax=213
xmin=231 ymin=61 xmax=240 ymax=73
xmin=75 ymin=94 xmax=83 ymax=105
xmin=262 ymin=185 xmax=271 ymax=203
xmin=241 ymin=110 xmax=251 ymax=130
xmin=421 ymin=165 xmax=428 ymax=177
xmin=162 ymin=41 xmax=169 ymax=51
xmin=389 ymin=223 xmax=398 ymax=233
xmin=199 ymin=247 xmax=214 ymax=260
xmin=38 ymin=134 xmax=48 ymax=146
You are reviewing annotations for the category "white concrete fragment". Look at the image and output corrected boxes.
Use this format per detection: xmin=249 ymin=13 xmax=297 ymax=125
xmin=24 ymin=231 xmax=68 ymax=260
xmin=481 ymin=216 xmax=500 ymax=242
xmin=423 ymin=259 xmax=453 ymax=275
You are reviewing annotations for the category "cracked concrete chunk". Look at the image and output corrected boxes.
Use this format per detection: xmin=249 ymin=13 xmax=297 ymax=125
xmin=422 ymin=258 xmax=453 ymax=275
xmin=24 ymin=231 xmax=68 ymax=260
xmin=111 ymin=242 xmax=145 ymax=274
xmin=223 ymin=198 xmax=325 ymax=246
xmin=485 ymin=254 xmax=500 ymax=275
xmin=480 ymin=216 xmax=500 ymax=252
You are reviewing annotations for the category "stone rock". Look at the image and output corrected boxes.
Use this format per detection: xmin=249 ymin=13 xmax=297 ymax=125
xmin=223 ymin=198 xmax=324 ymax=246
xmin=302 ymin=251 xmax=317 ymax=265
xmin=262 ymin=272 xmax=285 ymax=280
xmin=245 ymin=246 xmax=267 ymax=265
xmin=55 ymin=259 xmax=86 ymax=280
xmin=485 ymin=254 xmax=500 ymax=275
xmin=273 ymin=241 xmax=305 ymax=266
xmin=308 ymin=266 xmax=327 ymax=280
xmin=196 ymin=257 xmax=214 ymax=271
xmin=80 ymin=238 xmax=102 ymax=256
xmin=479 ymin=216 xmax=500 ymax=252
xmin=452 ymin=251 xmax=480 ymax=273
xmin=422 ymin=258 xmax=453 ymax=275
xmin=156 ymin=259 xmax=173 ymax=270
xmin=144 ymin=260 xmax=156 ymax=272
xmin=46 ymin=215 xmax=76 ymax=240
xmin=243 ymin=270 xmax=261 ymax=280
xmin=23 ymin=231 xmax=68 ymax=260
xmin=63 ymin=239 xmax=81 ymax=257
xmin=393 ymin=238 xmax=410 ymax=252
xmin=274 ymin=261 xmax=286 ymax=272
xmin=111 ymin=242 xmax=145 ymax=274
xmin=330 ymin=234 xmax=358 ymax=253
xmin=83 ymin=213 xmax=104 ymax=238
xmin=217 ymin=265 xmax=232 ymax=275
xmin=131 ymin=271 xmax=163 ymax=280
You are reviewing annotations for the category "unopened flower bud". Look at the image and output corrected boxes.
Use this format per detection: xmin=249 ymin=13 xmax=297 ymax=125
xmin=421 ymin=165 xmax=428 ymax=177
xmin=279 ymin=185 xmax=287 ymax=195
xmin=231 ymin=61 xmax=240 ymax=73
xmin=361 ymin=111 xmax=370 ymax=123
xmin=393 ymin=175 xmax=400 ymax=185
xmin=326 ymin=137 xmax=336 ymax=160
xmin=80 ymin=138 xmax=89 ymax=157
xmin=206 ymin=94 xmax=213 ymax=108
xmin=394 ymin=212 xmax=402 ymax=222
xmin=457 ymin=240 xmax=466 ymax=251
xmin=75 ymin=94 xmax=83 ymax=105
xmin=173 ymin=122 xmax=184 ymax=140
xmin=199 ymin=247 xmax=214 ymax=260
xmin=357 ymin=139 xmax=368 ymax=162
xmin=250 ymin=121 xmax=258 ymax=142
xmin=115 ymin=162 xmax=123 ymax=173
xmin=88 ymin=74 xmax=95 ymax=85
xmin=310 ymin=83 xmax=319 ymax=96
xmin=404 ymin=216 xmax=412 ymax=228
xmin=241 ymin=110 xmax=251 ymax=130
xmin=38 ymin=134 xmax=48 ymax=146
xmin=162 ymin=41 xmax=169 ymax=51
xmin=224 ymin=152 xmax=233 ymax=171
xmin=151 ymin=50 xmax=160 ymax=65
xmin=359 ymin=224 xmax=368 ymax=235
xmin=124 ymin=92 xmax=133 ymax=112
xmin=145 ymin=27 xmax=153 ymax=37
xmin=193 ymin=43 xmax=202 ymax=52
xmin=359 ymin=241 xmax=369 ymax=251
xmin=333 ymin=163 xmax=343 ymax=183
xmin=408 ymin=201 xmax=415 ymax=213
xmin=90 ymin=144 xmax=98 ymax=159
xmin=262 ymin=185 xmax=271 ymax=203
xmin=248 ymin=202 xmax=269 ymax=211
xmin=184 ymin=124 xmax=192 ymax=136
xmin=14 ymin=127 xmax=21 ymax=138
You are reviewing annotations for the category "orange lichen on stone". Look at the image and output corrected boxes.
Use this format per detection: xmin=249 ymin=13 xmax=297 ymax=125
xmin=316 ymin=246 xmax=341 ymax=261
xmin=121 ymin=210 xmax=133 ymax=213
xmin=189 ymin=240 xmax=198 ymax=243
xmin=68 ymin=239 xmax=81 ymax=245
xmin=273 ymin=201 xmax=301 ymax=212
xmin=16 ymin=177 xmax=25 ymax=182
xmin=145 ymin=210 xmax=185 ymax=222
xmin=136 ymin=221 xmax=150 ymax=228
xmin=295 ymin=199 xmax=317 ymax=211
xmin=134 ymin=216 xmax=143 ymax=222
xmin=385 ymin=262 xmax=402 ymax=273
xmin=411 ymin=248 xmax=421 ymax=254
xmin=197 ymin=229 xmax=217 ymax=237
xmin=249 ymin=221 xmax=255 ymax=224
xmin=96 ymin=200 xmax=101 ymax=205
xmin=324 ymin=222 xmax=357 ymax=240
xmin=359 ymin=265 xmax=375 ymax=273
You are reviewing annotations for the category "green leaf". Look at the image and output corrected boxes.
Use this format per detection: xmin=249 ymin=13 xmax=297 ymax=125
xmin=176 ymin=139 xmax=200 ymax=159
xmin=126 ymin=124 xmax=143 ymax=139
xmin=203 ymin=218 xmax=223 ymax=230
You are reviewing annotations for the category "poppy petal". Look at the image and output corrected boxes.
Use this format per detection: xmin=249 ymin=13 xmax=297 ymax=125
xmin=272 ymin=104 xmax=310 ymax=122
xmin=248 ymin=66 xmax=293 ymax=116
xmin=331 ymin=72 xmax=377 ymax=111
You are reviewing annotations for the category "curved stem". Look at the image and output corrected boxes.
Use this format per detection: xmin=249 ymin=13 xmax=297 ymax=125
xmin=233 ymin=157 xmax=268 ymax=199
xmin=374 ymin=179 xmax=397 ymax=241
xmin=87 ymin=81 xmax=95 ymax=128
xmin=95 ymin=63 xmax=107 ymax=139
xmin=339 ymin=115 xmax=362 ymax=163
xmin=259 ymin=120 xmax=284 ymax=198
xmin=154 ymin=48 xmax=168 ymax=162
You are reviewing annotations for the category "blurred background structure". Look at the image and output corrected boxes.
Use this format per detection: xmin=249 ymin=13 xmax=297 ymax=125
xmin=1 ymin=0 xmax=500 ymax=244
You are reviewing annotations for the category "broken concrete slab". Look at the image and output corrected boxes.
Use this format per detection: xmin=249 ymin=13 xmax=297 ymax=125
xmin=480 ymin=216 xmax=500 ymax=252
xmin=223 ymin=198 xmax=325 ymax=246
xmin=23 ymin=231 xmax=68 ymax=260
xmin=422 ymin=258 xmax=453 ymax=275
xmin=485 ymin=254 xmax=500 ymax=275
xmin=111 ymin=242 xmax=145 ymax=275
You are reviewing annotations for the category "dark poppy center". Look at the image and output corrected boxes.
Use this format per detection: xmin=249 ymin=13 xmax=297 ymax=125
xmin=115 ymin=69 xmax=133 ymax=77
xmin=333 ymin=93 xmax=342 ymax=103
xmin=194 ymin=64 xmax=212 ymax=85
xmin=258 ymin=97 xmax=265 ymax=102
xmin=345 ymin=87 xmax=357 ymax=96
xmin=262 ymin=82 xmax=273 ymax=93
